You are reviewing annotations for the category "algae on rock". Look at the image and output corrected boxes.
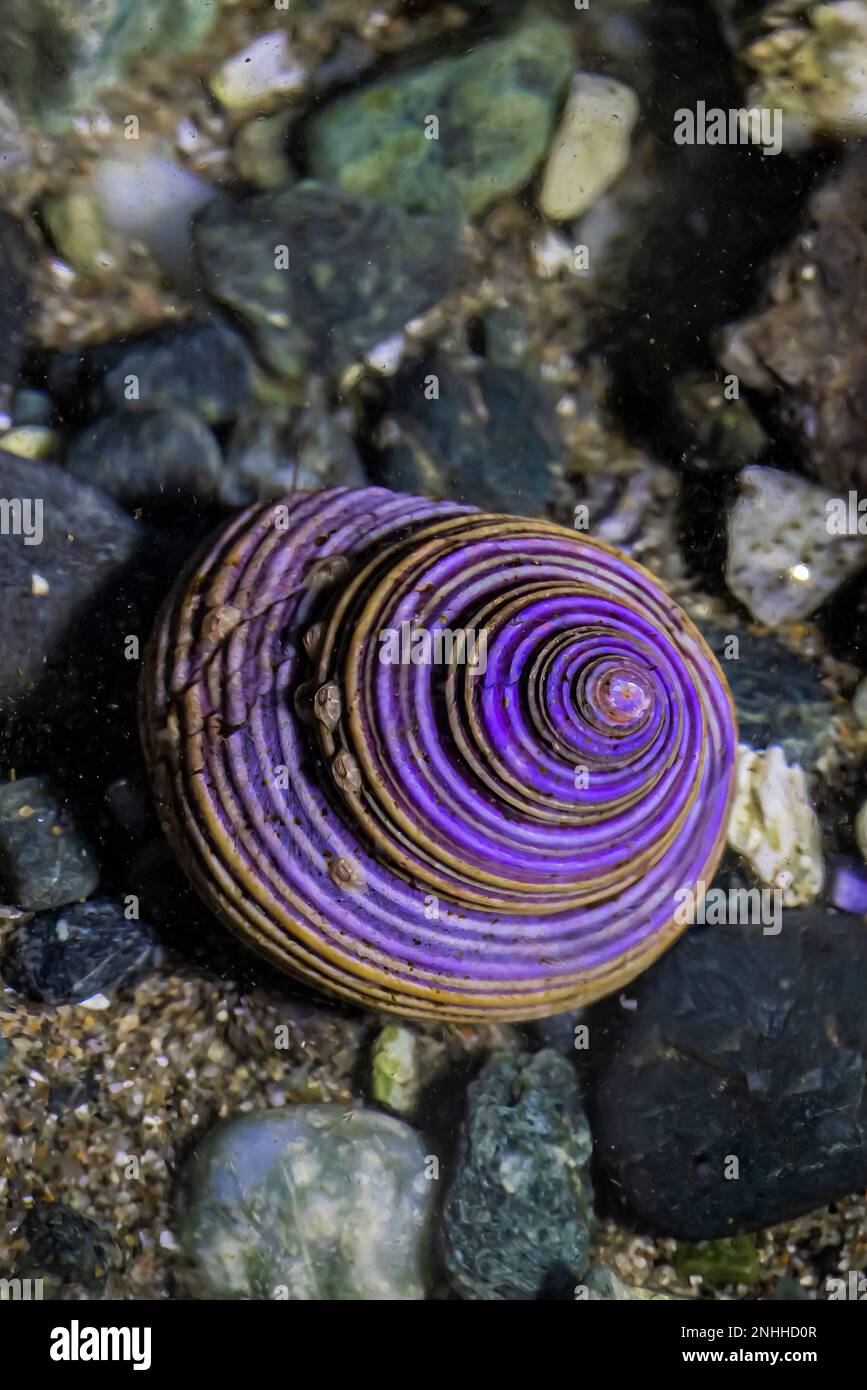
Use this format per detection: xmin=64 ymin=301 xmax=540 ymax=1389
xmin=306 ymin=16 xmax=573 ymax=219
xmin=0 ymin=0 xmax=219 ymax=131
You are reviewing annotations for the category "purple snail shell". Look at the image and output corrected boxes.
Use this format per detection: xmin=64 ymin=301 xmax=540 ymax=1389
xmin=140 ymin=486 xmax=737 ymax=1021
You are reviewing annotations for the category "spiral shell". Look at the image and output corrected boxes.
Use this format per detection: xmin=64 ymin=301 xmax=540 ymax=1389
xmin=140 ymin=487 xmax=737 ymax=1021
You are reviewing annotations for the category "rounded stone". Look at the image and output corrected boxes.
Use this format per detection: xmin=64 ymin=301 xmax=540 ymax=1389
xmin=180 ymin=1106 xmax=434 ymax=1300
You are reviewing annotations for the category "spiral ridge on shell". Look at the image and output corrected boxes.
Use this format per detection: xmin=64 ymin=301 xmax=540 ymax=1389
xmin=140 ymin=486 xmax=737 ymax=1021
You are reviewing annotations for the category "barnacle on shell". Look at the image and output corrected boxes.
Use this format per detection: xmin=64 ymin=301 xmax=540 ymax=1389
xmin=140 ymin=486 xmax=737 ymax=1021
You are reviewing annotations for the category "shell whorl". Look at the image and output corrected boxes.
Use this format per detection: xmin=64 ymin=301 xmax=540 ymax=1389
xmin=140 ymin=486 xmax=737 ymax=1021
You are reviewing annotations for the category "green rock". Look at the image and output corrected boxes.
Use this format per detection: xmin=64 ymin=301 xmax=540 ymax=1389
xmin=673 ymin=1235 xmax=762 ymax=1289
xmin=307 ymin=16 xmax=573 ymax=218
xmin=180 ymin=1106 xmax=434 ymax=1299
xmin=1 ymin=0 xmax=219 ymax=131
xmin=43 ymin=191 xmax=106 ymax=276
xmin=371 ymin=1025 xmax=419 ymax=1115
xmin=441 ymin=1050 xmax=594 ymax=1300
xmin=194 ymin=180 xmax=463 ymax=379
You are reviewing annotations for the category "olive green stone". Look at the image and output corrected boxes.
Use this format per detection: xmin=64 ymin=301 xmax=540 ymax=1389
xmin=43 ymin=191 xmax=106 ymax=276
xmin=307 ymin=17 xmax=573 ymax=218
xmin=673 ymin=1235 xmax=762 ymax=1289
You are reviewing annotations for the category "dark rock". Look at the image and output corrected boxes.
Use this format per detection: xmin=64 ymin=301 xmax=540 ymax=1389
xmin=1 ymin=897 xmax=160 ymax=1003
xmin=104 ymin=776 xmax=151 ymax=839
xmin=14 ymin=1204 xmax=123 ymax=1293
xmin=671 ymin=373 xmax=768 ymax=472
xmin=65 ymin=409 xmax=225 ymax=507
xmin=0 ymin=776 xmax=99 ymax=911
xmin=528 ymin=1007 xmax=588 ymax=1056
xmin=378 ymin=358 xmax=563 ymax=515
xmin=0 ymin=454 xmax=140 ymax=715
xmin=720 ymin=149 xmax=867 ymax=490
xmin=70 ymin=318 xmax=255 ymax=425
xmin=591 ymin=908 xmax=867 ymax=1239
xmin=441 ymin=1050 xmax=593 ymax=1300
xmin=0 ymin=212 xmax=31 ymax=427
xmin=698 ymin=621 xmax=836 ymax=769
xmin=194 ymin=180 xmax=464 ymax=379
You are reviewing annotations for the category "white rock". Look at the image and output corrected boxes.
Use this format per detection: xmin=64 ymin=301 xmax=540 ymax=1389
xmin=90 ymin=147 xmax=218 ymax=279
xmin=530 ymin=225 xmax=577 ymax=279
xmin=366 ymin=332 xmax=407 ymax=376
xmin=726 ymin=465 xmax=867 ymax=627
xmin=210 ymin=31 xmax=307 ymax=111
xmin=76 ymin=993 xmax=111 ymax=1011
xmin=728 ymin=744 xmax=824 ymax=906
xmin=539 ymin=73 xmax=639 ymax=222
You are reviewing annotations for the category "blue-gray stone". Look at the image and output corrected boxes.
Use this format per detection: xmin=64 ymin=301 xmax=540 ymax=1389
xmin=0 ymin=456 xmax=141 ymax=715
xmin=181 ymin=1106 xmax=435 ymax=1300
xmin=84 ymin=319 xmax=255 ymax=425
xmin=65 ymin=409 xmax=225 ymax=507
xmin=1 ymin=897 xmax=160 ymax=1003
xmin=0 ymin=777 xmax=99 ymax=911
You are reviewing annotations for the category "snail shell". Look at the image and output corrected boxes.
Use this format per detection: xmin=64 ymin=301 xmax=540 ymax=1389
xmin=140 ymin=486 xmax=737 ymax=1021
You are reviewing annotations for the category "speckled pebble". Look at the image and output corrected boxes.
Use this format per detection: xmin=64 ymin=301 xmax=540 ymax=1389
xmin=0 ymin=777 xmax=99 ymax=912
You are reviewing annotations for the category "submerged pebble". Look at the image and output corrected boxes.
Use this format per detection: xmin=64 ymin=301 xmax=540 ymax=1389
xmin=539 ymin=73 xmax=639 ymax=222
xmin=180 ymin=1106 xmax=434 ymax=1300
xmin=65 ymin=409 xmax=225 ymax=508
xmin=0 ymin=776 xmax=99 ymax=912
xmin=441 ymin=1051 xmax=594 ymax=1300
xmin=726 ymin=466 xmax=867 ymax=627
xmin=592 ymin=904 xmax=867 ymax=1238
xmin=307 ymin=16 xmax=573 ymax=218
xmin=2 ymin=897 xmax=160 ymax=1003
xmin=14 ymin=1204 xmax=123 ymax=1294
xmin=194 ymin=181 xmax=463 ymax=378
